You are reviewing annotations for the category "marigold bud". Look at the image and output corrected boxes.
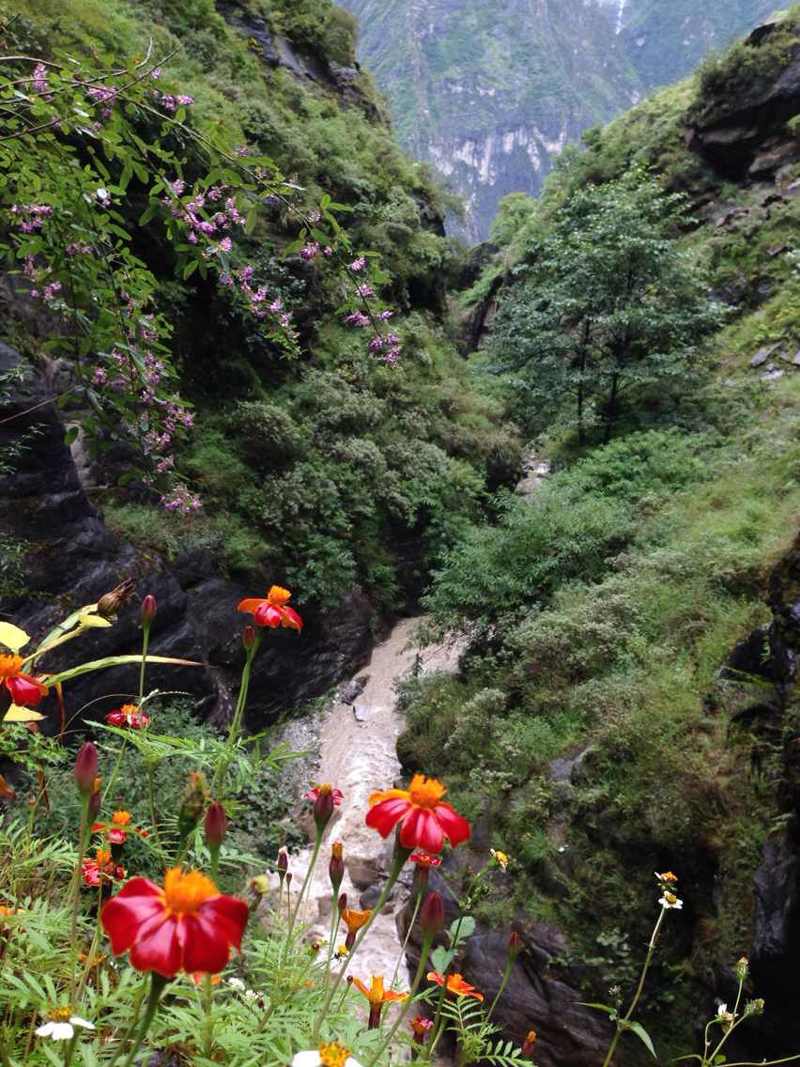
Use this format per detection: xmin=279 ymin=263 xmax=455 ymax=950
xmin=522 ymin=1030 xmax=537 ymax=1059
xmin=141 ymin=594 xmax=157 ymax=624
xmin=178 ymin=770 xmax=208 ymax=842
xmin=420 ymin=890 xmax=445 ymax=937
xmin=329 ymin=841 xmax=345 ymax=894
xmin=277 ymin=849 xmax=288 ymax=883
xmin=242 ymin=624 xmax=256 ymax=650
xmin=74 ymin=742 xmax=98 ymax=795
xmin=312 ymin=783 xmax=335 ymax=831
xmin=204 ymin=802 xmax=227 ymax=848
xmin=97 ymin=579 xmax=136 ymax=619
xmin=507 ymin=930 xmax=523 ymax=960
xmin=338 ymin=892 xmax=347 ymax=914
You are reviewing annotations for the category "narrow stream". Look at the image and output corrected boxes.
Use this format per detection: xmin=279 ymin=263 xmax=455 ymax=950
xmin=283 ymin=617 xmax=463 ymax=980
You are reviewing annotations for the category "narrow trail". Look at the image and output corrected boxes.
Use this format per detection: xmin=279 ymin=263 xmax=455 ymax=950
xmin=284 ymin=617 xmax=463 ymax=982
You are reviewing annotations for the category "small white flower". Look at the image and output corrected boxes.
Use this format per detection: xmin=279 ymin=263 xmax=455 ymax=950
xmin=36 ymin=1015 xmax=95 ymax=1041
xmin=716 ymin=1003 xmax=736 ymax=1025
xmin=659 ymin=893 xmax=683 ymax=910
xmin=227 ymin=977 xmax=246 ymax=991
xmin=292 ymin=1046 xmax=363 ymax=1067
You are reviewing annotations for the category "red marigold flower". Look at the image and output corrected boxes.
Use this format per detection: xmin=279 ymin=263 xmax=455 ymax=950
xmin=82 ymin=849 xmax=126 ymax=887
xmin=426 ymin=971 xmax=483 ymax=1001
xmin=92 ymin=810 xmax=147 ymax=845
xmin=305 ymin=783 xmax=344 ymax=806
xmin=105 ymin=704 xmax=149 ymax=728
xmin=101 ymin=867 xmax=249 ymax=978
xmin=410 ymin=852 xmax=442 ymax=869
xmin=366 ymin=774 xmax=470 ymax=854
xmin=237 ymin=585 xmax=302 ymax=631
xmin=0 ymin=653 xmax=48 ymax=707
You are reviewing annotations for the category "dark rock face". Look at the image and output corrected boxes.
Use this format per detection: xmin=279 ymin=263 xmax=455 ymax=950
xmin=398 ymin=869 xmax=612 ymax=1067
xmin=0 ymin=344 xmax=375 ymax=732
xmin=688 ymin=29 xmax=800 ymax=179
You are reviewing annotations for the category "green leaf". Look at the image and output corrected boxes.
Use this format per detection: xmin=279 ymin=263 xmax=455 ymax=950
xmin=578 ymin=1002 xmax=618 ymax=1016
xmin=63 ymin=426 xmax=79 ymax=446
xmin=245 ymin=206 xmax=258 ymax=234
xmin=183 ymin=259 xmax=198 ymax=280
xmin=430 ymin=946 xmax=454 ymax=973
xmin=627 ymin=1021 xmax=657 ymax=1059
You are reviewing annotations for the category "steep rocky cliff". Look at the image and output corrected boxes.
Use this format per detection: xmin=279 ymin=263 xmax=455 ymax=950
xmin=341 ymin=0 xmax=777 ymax=239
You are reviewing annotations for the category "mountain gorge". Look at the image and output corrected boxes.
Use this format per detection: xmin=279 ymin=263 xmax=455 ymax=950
xmin=342 ymin=0 xmax=780 ymax=239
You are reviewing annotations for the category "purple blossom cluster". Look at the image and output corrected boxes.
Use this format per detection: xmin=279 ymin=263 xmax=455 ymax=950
xmin=300 ymin=241 xmax=321 ymax=261
xmin=87 ymin=84 xmax=118 ymax=120
xmin=348 ymin=256 xmax=366 ymax=272
xmin=32 ymin=63 xmax=52 ymax=98
xmin=160 ymin=485 xmax=202 ymax=513
xmin=10 ymin=202 xmax=53 ymax=232
xmin=153 ymin=90 xmax=195 ymax=113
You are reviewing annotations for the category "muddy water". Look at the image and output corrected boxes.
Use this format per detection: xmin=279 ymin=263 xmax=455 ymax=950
xmin=284 ymin=618 xmax=463 ymax=983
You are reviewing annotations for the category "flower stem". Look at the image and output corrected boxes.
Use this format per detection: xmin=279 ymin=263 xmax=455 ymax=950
xmin=147 ymin=761 xmax=163 ymax=854
xmin=118 ymin=973 xmax=168 ymax=1067
xmin=601 ymin=907 xmax=666 ymax=1067
xmin=68 ymin=794 xmax=90 ymax=1001
xmin=365 ymin=930 xmax=436 ymax=1067
xmin=312 ymin=846 xmax=408 ymax=1041
xmin=391 ymin=886 xmax=422 ymax=990
xmin=138 ymin=622 xmax=150 ymax=706
xmin=486 ymin=956 xmax=514 ymax=1022
xmin=212 ymin=634 xmax=260 ymax=795
xmin=285 ymin=829 xmax=323 ymax=954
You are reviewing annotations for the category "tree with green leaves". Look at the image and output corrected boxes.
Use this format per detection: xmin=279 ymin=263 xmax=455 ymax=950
xmin=489 ymin=169 xmax=724 ymax=442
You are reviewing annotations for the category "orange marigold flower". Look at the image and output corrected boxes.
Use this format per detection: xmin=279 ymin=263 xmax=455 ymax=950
xmin=92 ymin=810 xmax=147 ymax=845
xmin=426 ymin=971 xmax=483 ymax=1001
xmin=237 ymin=585 xmax=302 ymax=631
xmin=410 ymin=1015 xmax=434 ymax=1042
xmin=352 ymin=975 xmax=407 ymax=1028
xmin=367 ymin=774 xmax=470 ymax=854
xmin=0 ymin=653 xmax=48 ymax=707
xmin=101 ymin=868 xmax=248 ymax=978
xmin=105 ymin=704 xmax=149 ymax=729
xmin=341 ymin=907 xmax=371 ymax=949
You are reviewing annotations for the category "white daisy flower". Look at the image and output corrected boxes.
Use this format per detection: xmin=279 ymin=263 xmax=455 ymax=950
xmin=716 ymin=1003 xmax=736 ymax=1025
xmin=36 ymin=1011 xmax=95 ymax=1041
xmin=228 ymin=977 xmax=246 ymax=991
xmin=658 ymin=892 xmax=683 ymax=909
xmin=292 ymin=1043 xmax=363 ymax=1067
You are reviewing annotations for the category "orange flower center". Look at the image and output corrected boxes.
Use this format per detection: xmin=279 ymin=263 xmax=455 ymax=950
xmin=48 ymin=1007 xmax=73 ymax=1022
xmin=267 ymin=585 xmax=292 ymax=607
xmin=319 ymin=1043 xmax=350 ymax=1067
xmin=95 ymin=849 xmax=111 ymax=865
xmin=316 ymin=783 xmax=333 ymax=795
xmin=408 ymin=774 xmax=447 ymax=810
xmin=120 ymin=704 xmax=138 ymax=719
xmin=331 ymin=841 xmax=343 ymax=859
xmin=0 ymin=654 xmax=24 ymax=680
xmin=112 ymin=811 xmax=132 ymax=826
xmin=163 ymin=868 xmax=218 ymax=916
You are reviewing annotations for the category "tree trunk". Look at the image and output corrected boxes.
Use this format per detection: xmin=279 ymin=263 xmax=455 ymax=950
xmin=603 ymin=374 xmax=619 ymax=444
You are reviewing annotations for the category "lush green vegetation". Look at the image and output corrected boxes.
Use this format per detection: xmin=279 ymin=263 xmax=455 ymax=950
xmin=2 ymin=0 xmax=515 ymax=612
xmin=400 ymin=10 xmax=800 ymax=1049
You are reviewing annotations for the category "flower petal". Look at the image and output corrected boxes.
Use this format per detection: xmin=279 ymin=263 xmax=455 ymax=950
xmin=129 ymin=914 xmax=183 ymax=977
xmin=0 ymin=622 xmax=30 ymax=652
xmin=181 ymin=913 xmax=231 ymax=975
xmin=399 ymin=808 xmax=444 ymax=853
xmin=236 ymin=598 xmax=265 ymax=615
xmin=254 ymin=602 xmax=282 ymax=627
xmin=365 ymin=797 xmax=411 ymax=838
xmin=200 ymin=896 xmax=249 ymax=951
xmin=292 ymin=1053 xmax=322 ymax=1067
xmin=6 ymin=673 xmax=46 ymax=707
xmin=280 ymin=606 xmax=303 ymax=631
xmin=432 ymin=803 xmax=471 ymax=848
xmin=101 ymin=878 xmax=164 ymax=954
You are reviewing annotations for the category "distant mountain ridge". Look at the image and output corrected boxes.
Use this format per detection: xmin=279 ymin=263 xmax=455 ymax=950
xmin=340 ymin=0 xmax=778 ymax=240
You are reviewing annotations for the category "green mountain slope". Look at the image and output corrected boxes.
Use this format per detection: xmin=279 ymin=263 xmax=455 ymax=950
xmin=341 ymin=0 xmax=777 ymax=239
